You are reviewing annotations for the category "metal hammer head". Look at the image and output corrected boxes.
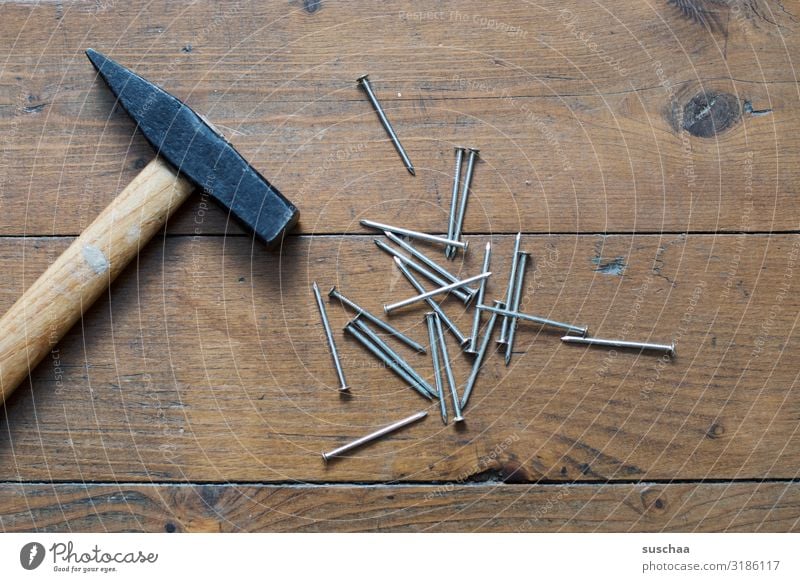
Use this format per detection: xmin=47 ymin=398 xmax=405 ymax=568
xmin=86 ymin=49 xmax=299 ymax=246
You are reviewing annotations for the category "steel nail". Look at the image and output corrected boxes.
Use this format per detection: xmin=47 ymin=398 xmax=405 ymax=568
xmin=505 ymin=252 xmax=529 ymax=366
xmin=384 ymin=266 xmax=490 ymax=314
xmin=449 ymin=147 xmax=479 ymax=260
xmin=425 ymin=312 xmax=448 ymax=425
xmin=357 ymin=74 xmax=415 ymax=175
xmin=446 ymin=147 xmax=465 ymax=258
xmin=322 ymin=410 xmax=428 ymax=461
xmin=393 ymin=259 xmax=470 ymax=347
xmin=312 ymin=281 xmax=349 ymax=392
xmin=560 ymin=335 xmax=676 ymax=358
xmin=478 ymin=303 xmax=588 ymax=337
xmin=461 ymin=300 xmax=504 ymax=410
xmin=344 ymin=322 xmax=432 ymax=401
xmin=467 ymin=241 xmax=492 ymax=354
xmin=384 ymin=231 xmax=477 ymax=297
xmin=361 ymin=219 xmax=468 ymax=250
xmin=329 ymin=286 xmax=426 ymax=354
xmin=374 ymin=239 xmax=472 ymax=304
xmin=352 ymin=318 xmax=437 ymax=398
xmin=498 ymin=233 xmax=522 ymax=343
xmin=432 ymin=310 xmax=464 ymax=422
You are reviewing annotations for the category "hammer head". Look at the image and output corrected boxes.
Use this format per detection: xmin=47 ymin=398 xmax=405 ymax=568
xmin=86 ymin=49 xmax=299 ymax=247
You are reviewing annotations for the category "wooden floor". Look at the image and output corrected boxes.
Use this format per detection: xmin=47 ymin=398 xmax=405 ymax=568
xmin=1 ymin=0 xmax=799 ymax=532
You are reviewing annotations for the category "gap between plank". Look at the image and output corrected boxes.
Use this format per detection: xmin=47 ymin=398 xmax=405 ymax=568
xmin=2 ymin=230 xmax=800 ymax=240
xmin=1 ymin=477 xmax=799 ymax=488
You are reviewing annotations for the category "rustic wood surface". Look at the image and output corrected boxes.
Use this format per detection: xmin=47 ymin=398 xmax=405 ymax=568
xmin=2 ymin=482 xmax=799 ymax=532
xmin=0 ymin=157 xmax=193 ymax=405
xmin=1 ymin=0 xmax=799 ymax=532
xmin=1 ymin=0 xmax=798 ymax=235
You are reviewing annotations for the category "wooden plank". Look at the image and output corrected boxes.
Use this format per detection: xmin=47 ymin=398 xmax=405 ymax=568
xmin=1 ymin=481 xmax=798 ymax=532
xmin=1 ymin=233 xmax=799 ymax=482
xmin=0 ymin=0 xmax=797 ymax=235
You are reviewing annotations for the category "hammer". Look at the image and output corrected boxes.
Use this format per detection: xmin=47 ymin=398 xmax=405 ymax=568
xmin=0 ymin=50 xmax=299 ymax=406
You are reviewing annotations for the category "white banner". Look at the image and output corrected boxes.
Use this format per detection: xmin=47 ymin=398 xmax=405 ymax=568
xmin=0 ymin=533 xmax=797 ymax=581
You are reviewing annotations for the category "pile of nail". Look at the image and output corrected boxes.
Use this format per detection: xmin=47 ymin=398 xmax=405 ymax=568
xmin=312 ymin=75 xmax=676 ymax=462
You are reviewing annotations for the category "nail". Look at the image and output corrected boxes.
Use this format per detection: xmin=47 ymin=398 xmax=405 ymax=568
xmin=498 ymin=233 xmax=523 ymax=343
xmin=478 ymin=303 xmax=588 ymax=337
xmin=361 ymin=219 xmax=468 ymax=250
xmin=433 ymin=310 xmax=464 ymax=423
xmin=467 ymin=241 xmax=492 ymax=354
xmin=384 ymin=265 xmax=490 ymax=314
xmin=461 ymin=301 xmax=504 ymax=410
xmin=384 ymin=231 xmax=477 ymax=298
xmin=425 ymin=312 xmax=448 ymax=425
xmin=449 ymin=147 xmax=479 ymax=260
xmin=445 ymin=147 xmax=465 ymax=258
xmin=560 ymin=336 xmax=676 ymax=358
xmin=344 ymin=322 xmax=432 ymax=401
xmin=357 ymin=74 xmax=415 ymax=175
xmin=393 ymin=259 xmax=470 ymax=346
xmin=352 ymin=317 xmax=437 ymax=398
xmin=312 ymin=281 xmax=349 ymax=392
xmin=505 ymin=252 xmax=529 ymax=366
xmin=329 ymin=286 xmax=426 ymax=354
xmin=374 ymin=239 xmax=472 ymax=304
xmin=322 ymin=410 xmax=428 ymax=461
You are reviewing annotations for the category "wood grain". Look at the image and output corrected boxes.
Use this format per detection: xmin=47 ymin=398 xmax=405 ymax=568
xmin=1 ymin=233 xmax=798 ymax=483
xmin=1 ymin=0 xmax=799 ymax=532
xmin=0 ymin=157 xmax=192 ymax=404
xmin=1 ymin=481 xmax=798 ymax=532
xmin=0 ymin=0 xmax=797 ymax=235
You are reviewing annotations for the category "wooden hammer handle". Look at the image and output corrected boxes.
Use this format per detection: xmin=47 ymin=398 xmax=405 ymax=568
xmin=0 ymin=157 xmax=193 ymax=405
